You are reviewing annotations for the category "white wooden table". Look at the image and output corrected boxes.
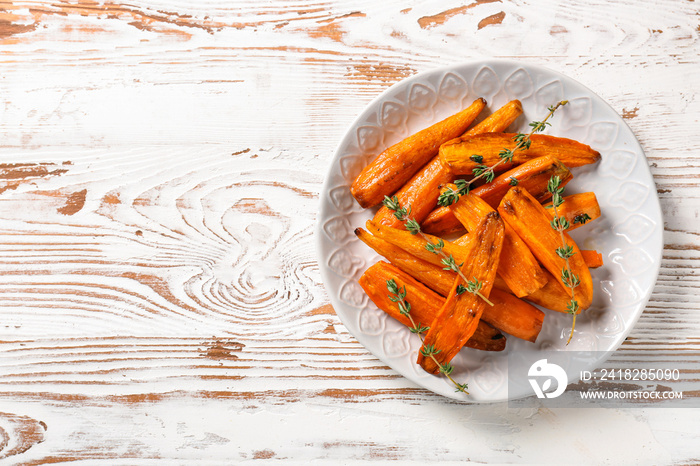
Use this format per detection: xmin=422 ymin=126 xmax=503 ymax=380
xmin=1 ymin=1 xmax=699 ymax=464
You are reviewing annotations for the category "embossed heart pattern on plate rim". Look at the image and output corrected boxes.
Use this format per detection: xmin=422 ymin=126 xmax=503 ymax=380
xmin=316 ymin=59 xmax=663 ymax=402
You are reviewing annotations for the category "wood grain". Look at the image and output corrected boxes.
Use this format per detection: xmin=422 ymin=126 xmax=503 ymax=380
xmin=0 ymin=0 xmax=699 ymax=463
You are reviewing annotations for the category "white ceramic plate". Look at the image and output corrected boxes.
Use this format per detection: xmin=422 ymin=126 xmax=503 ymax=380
xmin=316 ymin=59 xmax=662 ymax=402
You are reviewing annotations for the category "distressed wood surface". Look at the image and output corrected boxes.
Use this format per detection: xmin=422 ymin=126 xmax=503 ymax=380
xmin=1 ymin=0 xmax=699 ymax=464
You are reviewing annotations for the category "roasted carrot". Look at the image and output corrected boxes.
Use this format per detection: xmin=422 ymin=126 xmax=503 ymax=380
xmin=510 ymin=250 xmax=601 ymax=312
xmin=581 ymin=250 xmax=604 ymax=268
xmin=417 ymin=212 xmax=505 ymax=374
xmin=440 ymin=133 xmax=600 ymax=175
xmin=492 ymin=275 xmax=518 ymax=297
xmin=497 ymin=223 xmax=549 ymax=297
xmin=461 ymin=100 xmax=524 ymax=137
xmin=498 ymin=187 xmax=593 ymax=310
xmin=420 ymin=207 xmax=469 ymax=237
xmin=358 ymin=244 xmax=544 ymax=343
xmin=543 ymin=192 xmax=601 ymax=231
xmin=469 ymin=321 xmax=507 ymax=352
xmin=372 ymin=157 xmax=455 ymax=227
xmin=422 ymin=155 xmax=573 ymax=236
xmin=523 ymin=269 xmax=574 ymax=313
xmin=446 ymin=189 xmax=547 ymax=297
xmin=486 ymin=289 xmax=544 ymax=343
xmin=355 ymin=227 xmax=455 ymax=296
xmin=454 ymin=191 xmax=600 ymax=239
xmin=365 ymin=220 xmax=470 ymax=268
xmin=372 ymin=100 xmax=523 ymax=228
xmin=471 ymin=154 xmax=574 ymax=207
xmin=351 ymin=98 xmax=487 ymax=208
xmin=359 ymin=261 xmax=506 ymax=351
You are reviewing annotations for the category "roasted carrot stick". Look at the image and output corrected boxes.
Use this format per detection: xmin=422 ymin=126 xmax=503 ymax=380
xmin=359 ymin=261 xmax=506 ymax=351
xmin=362 ymin=229 xmax=581 ymax=316
xmin=420 ymin=206 xmax=470 ymax=237
xmin=440 ymin=133 xmax=600 ymax=175
xmin=497 ymin=223 xmax=549 ymax=297
xmin=447 ymin=189 xmax=547 ymax=297
xmin=471 ymin=155 xmax=574 ymax=208
xmin=371 ymin=157 xmax=454 ymax=227
xmin=581 ymin=250 xmax=603 ymax=268
xmin=498 ymin=187 xmax=593 ymax=310
xmin=358 ymin=248 xmax=544 ymax=343
xmin=417 ymin=212 xmax=505 ymax=374
xmin=486 ymin=289 xmax=544 ymax=343
xmin=462 ymin=100 xmax=524 ymax=137
xmin=523 ymin=269 xmax=574 ymax=313
xmin=372 ymin=100 xmax=523 ymax=228
xmin=469 ymin=321 xmax=507 ymax=352
xmin=511 ymin=250 xmax=601 ymax=312
xmin=543 ymin=192 xmax=601 ymax=231
xmin=365 ymin=220 xmax=470 ymax=268
xmin=355 ymin=228 xmax=455 ymax=296
xmin=422 ymin=155 xmax=573 ymax=236
xmin=438 ymin=191 xmax=599 ymax=239
xmin=351 ymin=98 xmax=487 ymax=208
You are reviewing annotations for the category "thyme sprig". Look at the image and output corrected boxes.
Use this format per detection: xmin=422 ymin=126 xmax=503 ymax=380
xmin=383 ymin=195 xmax=493 ymax=307
xmin=386 ymin=278 xmax=469 ymax=393
xmin=464 ymin=277 xmax=493 ymax=306
xmin=547 ymin=175 xmax=580 ymax=345
xmin=573 ymin=213 xmax=592 ymax=225
xmin=438 ymin=101 xmax=569 ymax=207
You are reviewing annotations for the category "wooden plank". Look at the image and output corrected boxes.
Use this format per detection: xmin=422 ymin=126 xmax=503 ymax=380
xmin=3 ymin=388 xmax=700 ymax=464
xmin=0 ymin=0 xmax=698 ymax=463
